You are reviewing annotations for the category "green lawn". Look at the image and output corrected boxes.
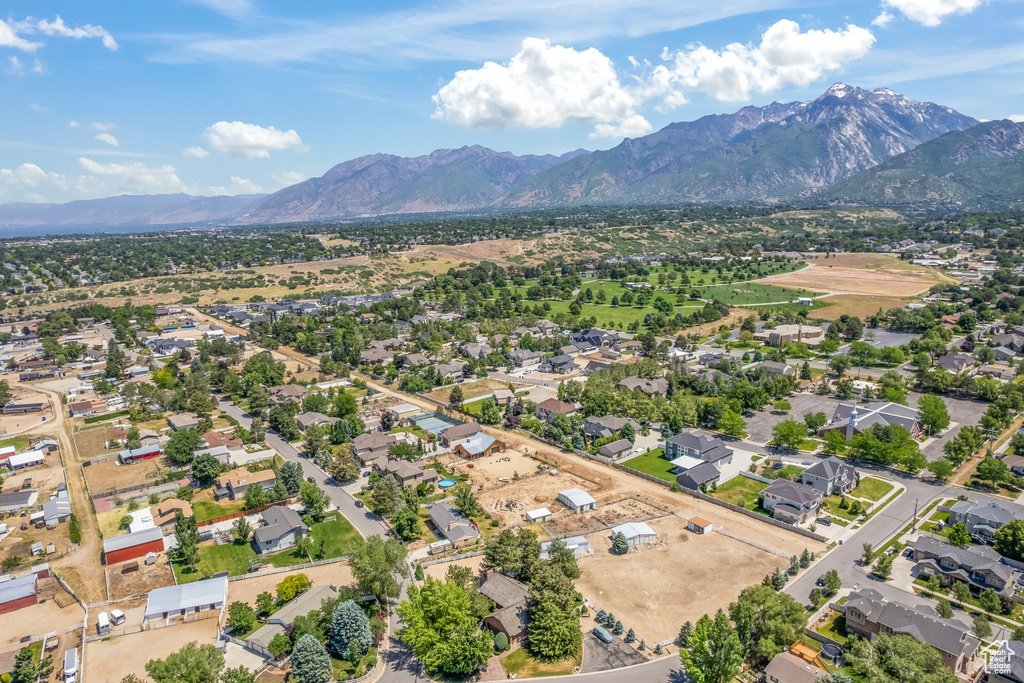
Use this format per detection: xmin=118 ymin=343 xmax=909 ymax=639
xmin=331 ymin=648 xmax=379 ymax=680
xmin=0 ymin=435 xmax=31 ymax=452
xmin=532 ymin=299 xmax=702 ymax=330
xmin=693 ymin=282 xmax=822 ymax=305
xmin=174 ymin=512 xmax=360 ymax=583
xmin=502 ymin=647 xmax=582 ymax=678
xmin=815 ymin=611 xmax=849 ymax=645
xmin=851 ymin=477 xmax=894 ymax=502
xmin=192 ymin=498 xmax=248 ymax=522
xmin=776 ymin=465 xmax=804 ymax=480
xmin=823 ymin=495 xmax=861 ymax=521
xmin=711 ymin=476 xmax=767 ymax=510
xmin=622 ymin=448 xmax=675 ymax=483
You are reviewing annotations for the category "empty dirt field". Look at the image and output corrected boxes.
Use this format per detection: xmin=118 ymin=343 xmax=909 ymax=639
xmin=761 ymin=254 xmax=953 ymax=297
xmin=543 ymin=497 xmax=667 ymax=536
xmin=0 ymin=452 xmax=65 ymax=494
xmin=476 ymin=469 xmax=599 ymax=528
xmin=85 ymin=616 xmax=219 ymax=683
xmin=426 ymin=378 xmax=529 ymax=404
xmin=423 ymin=554 xmax=484 ymax=582
xmin=227 ymin=562 xmax=355 ymax=606
xmin=0 ymin=591 xmax=84 ymax=646
xmin=83 ymin=457 xmax=171 ymax=495
xmin=446 ymin=448 xmax=548 ymax=489
xmin=576 ymin=515 xmax=801 ymax=644
xmin=107 ymin=553 xmax=176 ymax=601
xmin=72 ymin=426 xmax=121 ymax=461
xmin=813 ymin=294 xmax=912 ymax=321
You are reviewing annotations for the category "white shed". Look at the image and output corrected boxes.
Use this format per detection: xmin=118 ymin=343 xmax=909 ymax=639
xmin=687 ymin=517 xmax=713 ymax=535
xmin=525 ymin=508 xmax=552 ymax=523
xmin=557 ymin=488 xmax=596 ymax=513
xmin=611 ymin=521 xmax=657 ymax=546
xmin=8 ymin=450 xmax=44 ymax=470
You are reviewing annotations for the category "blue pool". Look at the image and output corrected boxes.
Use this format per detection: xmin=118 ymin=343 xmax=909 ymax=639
xmin=438 ymin=479 xmax=457 ymax=489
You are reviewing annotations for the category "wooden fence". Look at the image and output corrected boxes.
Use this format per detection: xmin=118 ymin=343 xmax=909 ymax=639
xmin=196 ymin=499 xmax=295 ymax=528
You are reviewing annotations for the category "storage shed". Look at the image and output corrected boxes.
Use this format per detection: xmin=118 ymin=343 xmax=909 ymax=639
xmin=611 ymin=521 xmax=657 ymax=546
xmin=144 ymin=576 xmax=228 ymax=626
xmin=688 ymin=517 xmax=713 ymax=535
xmin=557 ymin=488 xmax=596 ymax=513
xmin=0 ymin=574 xmax=38 ymax=614
xmin=7 ymin=450 xmax=44 ymax=470
xmin=103 ymin=527 xmax=164 ymax=565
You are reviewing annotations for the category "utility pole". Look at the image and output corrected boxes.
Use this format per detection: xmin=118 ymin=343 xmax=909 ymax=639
xmin=911 ymin=497 xmax=919 ymax=533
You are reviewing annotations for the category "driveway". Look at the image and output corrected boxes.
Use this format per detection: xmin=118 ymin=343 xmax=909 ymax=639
xmin=581 ymin=632 xmax=648 ymax=673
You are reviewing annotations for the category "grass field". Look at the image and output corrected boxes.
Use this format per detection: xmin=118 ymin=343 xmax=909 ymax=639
xmin=815 ymin=611 xmax=849 ymax=645
xmin=622 ymin=448 xmax=675 ymax=483
xmin=851 ymin=477 xmax=894 ymax=502
xmin=824 ymin=495 xmax=861 ymax=522
xmin=0 ymin=435 xmax=31 ymax=452
xmin=192 ymin=497 xmax=247 ymax=522
xmin=501 ymin=647 xmax=582 ymax=678
xmin=173 ymin=511 xmax=360 ymax=583
xmin=331 ymin=648 xmax=379 ymax=681
xmin=693 ymin=282 xmax=822 ymax=305
xmin=530 ymin=299 xmax=702 ymax=329
xmin=711 ymin=476 xmax=767 ymax=510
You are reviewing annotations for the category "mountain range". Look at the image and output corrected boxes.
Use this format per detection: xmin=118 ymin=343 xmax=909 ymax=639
xmin=4 ymin=84 xmax=1022 ymax=230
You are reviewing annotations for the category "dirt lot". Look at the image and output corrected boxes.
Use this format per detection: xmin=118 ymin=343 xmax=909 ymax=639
xmin=0 ymin=590 xmax=84 ymax=646
xmin=576 ymin=515 xmax=796 ymax=644
xmin=72 ymin=426 xmax=121 ymax=461
xmin=544 ymin=497 xmax=666 ymax=536
xmin=476 ymin=469 xmax=598 ymax=528
xmin=426 ymin=378 xmax=528 ymax=404
xmin=84 ymin=457 xmax=170 ymax=496
xmin=85 ymin=616 xmax=219 ymax=683
xmin=422 ymin=555 xmax=483 ymax=582
xmin=0 ymin=452 xmax=65 ymax=495
xmin=814 ymin=294 xmax=911 ymax=321
xmin=0 ymin=518 xmax=74 ymax=570
xmin=227 ymin=562 xmax=355 ymax=606
xmin=445 ymin=449 xmax=549 ymax=489
xmin=107 ymin=553 xmax=176 ymax=601
xmin=762 ymin=254 xmax=952 ymax=297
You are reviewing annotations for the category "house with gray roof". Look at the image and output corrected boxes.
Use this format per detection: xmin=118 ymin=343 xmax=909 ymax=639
xmin=296 ymin=411 xmax=339 ymax=431
xmin=989 ymin=640 xmax=1024 ymax=683
xmin=598 ymin=439 xmax=634 ymax=459
xmin=801 ymin=456 xmax=856 ymax=496
xmin=428 ymin=503 xmax=479 ymax=547
xmin=821 ymin=401 xmax=923 ymax=442
xmin=582 ymin=415 xmax=640 ymax=441
xmin=664 ymin=431 xmax=733 ymax=465
xmin=246 ymin=584 xmax=338 ymax=656
xmin=761 ymin=479 xmax=823 ymax=525
xmin=509 ymin=349 xmax=542 ymax=367
xmin=539 ymin=354 xmax=579 ymax=374
xmin=253 ymin=506 xmax=308 ymax=555
xmin=911 ymin=534 xmax=1021 ymax=597
xmin=480 ymin=573 xmax=530 ymax=644
xmin=844 ymin=588 xmax=980 ymax=675
xmin=947 ymin=499 xmax=1024 ymax=543
xmin=617 ymin=376 xmax=669 ymax=396
xmin=675 ymin=461 xmax=722 ymax=491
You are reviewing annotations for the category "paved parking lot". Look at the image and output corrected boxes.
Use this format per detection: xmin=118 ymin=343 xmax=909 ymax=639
xmin=581 ymin=631 xmax=648 ymax=673
xmin=742 ymin=392 xmax=845 ymax=445
xmin=910 ymin=391 xmax=991 ymax=461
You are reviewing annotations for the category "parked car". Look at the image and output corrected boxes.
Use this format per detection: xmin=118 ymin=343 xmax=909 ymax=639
xmin=817 ymin=517 xmax=832 ymax=527
xmin=816 ymin=574 xmax=826 ymax=587
xmin=772 ymin=462 xmax=784 ymax=470
xmin=355 ymin=500 xmax=364 ymax=508
xmin=592 ymin=626 xmax=613 ymax=644
xmin=306 ymin=476 xmax=315 ymax=483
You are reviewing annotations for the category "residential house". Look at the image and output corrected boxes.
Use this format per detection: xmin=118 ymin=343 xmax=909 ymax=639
xmin=434 ymin=362 xmax=464 ymax=380
xmin=202 ymin=430 xmax=241 ymax=450
xmin=370 ymin=458 xmax=440 ymax=487
xmin=352 ymin=433 xmax=398 ymax=465
xmin=215 ymin=468 xmax=277 ymax=501
xmin=698 ymin=353 xmax=729 ymax=369
xmin=946 ymin=499 xmax=1024 ymax=543
xmin=911 ymin=534 xmax=1021 ymax=597
xmin=977 ymin=364 xmax=1016 ymax=381
xmin=509 ymin=349 xmax=542 ymax=367
xmin=428 ymin=503 xmax=480 ymax=547
xmin=492 ymin=389 xmax=515 ymax=406
xmin=844 ymin=588 xmax=980 ymax=676
xmin=675 ymin=462 xmax=722 ymax=491
xmin=454 ymin=433 xmax=505 ymax=460
xmin=616 ymin=376 xmax=669 ymax=396
xmin=359 ymin=348 xmax=393 ymax=365
xmin=480 ymin=573 xmax=530 ymax=644
xmin=820 ymin=401 xmax=923 ymax=442
xmin=268 ymin=384 xmax=307 ymax=407
xmin=937 ymin=353 xmax=975 ymax=374
xmin=582 ymin=415 xmax=641 ymax=441
xmin=295 ymin=412 xmax=339 ymax=431
xmin=761 ymin=480 xmax=823 ymax=524
xmin=664 ymin=431 xmax=733 ymax=466
xmin=539 ymin=354 xmax=579 ymax=374
xmin=246 ymin=585 xmax=338 ymax=656
xmin=143 ymin=576 xmax=228 ymax=626
xmin=1003 ymin=455 xmax=1024 ymax=478
xmin=398 ymin=352 xmax=429 ymax=370
xmin=459 ymin=342 xmax=492 ymax=359
xmin=535 ymin=398 xmax=577 ymax=423
xmin=758 ymin=361 xmax=797 ymax=377
xmin=167 ymin=413 xmax=199 ymax=431
xmin=68 ymin=401 xmax=94 ymax=418
xmin=571 ymin=328 xmax=619 ymax=347
xmin=253 ymin=506 xmax=308 ymax=554
xmin=152 ymin=499 xmax=192 ymax=530
xmin=439 ymin=422 xmax=483 ymax=448
xmin=991 ymin=333 xmax=1024 ymax=352
xmin=800 ymin=456 xmax=856 ymax=496
xmin=598 ymin=439 xmax=634 ymax=459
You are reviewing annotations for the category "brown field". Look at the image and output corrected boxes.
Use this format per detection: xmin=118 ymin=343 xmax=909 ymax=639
xmin=423 ymin=555 xmax=484 ymax=582
xmin=443 ymin=448 xmax=548 ymax=489
xmin=227 ymin=562 xmax=355 ymax=606
xmin=425 ymin=378 xmax=528 ymax=404
xmin=0 ymin=453 xmax=65 ymax=495
xmin=107 ymin=553 xmax=176 ymax=601
xmin=72 ymin=427 xmax=121 ymax=461
xmin=0 ymin=514 xmax=74 ymax=569
xmin=85 ymin=616 xmax=219 ymax=683
xmin=84 ymin=458 xmax=170 ymax=496
xmin=475 ymin=468 xmax=599 ymax=528
xmin=543 ymin=497 xmax=666 ymax=536
xmin=575 ymin=515 xmax=791 ymax=643
xmin=0 ymin=587 xmax=85 ymax=646
xmin=762 ymin=254 xmax=954 ymax=297
xmin=813 ymin=294 xmax=911 ymax=321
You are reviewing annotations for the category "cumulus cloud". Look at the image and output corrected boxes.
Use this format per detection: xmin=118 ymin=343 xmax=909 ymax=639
xmin=183 ymin=146 xmax=209 ymax=158
xmin=37 ymin=15 xmax=117 ymax=50
xmin=1010 ymin=114 xmax=1024 ymax=123
xmin=646 ymin=20 xmax=875 ymax=104
xmin=202 ymin=121 xmax=304 ymax=159
xmin=432 ymin=37 xmax=650 ymax=138
xmin=872 ymin=11 xmax=895 ymax=26
xmin=0 ymin=158 xmax=186 ymax=202
xmin=209 ymin=176 xmax=263 ymax=195
xmin=8 ymin=56 xmax=24 ymax=76
xmin=0 ymin=19 xmax=43 ymax=51
xmin=69 ymin=120 xmax=80 ymax=128
xmin=94 ymin=133 xmax=119 ymax=147
xmin=881 ymin=0 xmax=983 ymax=26
xmin=271 ymin=170 xmax=310 ymax=188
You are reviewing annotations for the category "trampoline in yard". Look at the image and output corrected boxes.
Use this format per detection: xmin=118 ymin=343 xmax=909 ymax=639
xmin=411 ymin=412 xmax=462 ymax=435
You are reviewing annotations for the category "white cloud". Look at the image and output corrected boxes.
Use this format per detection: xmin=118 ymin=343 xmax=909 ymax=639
xmin=271 ymin=170 xmax=310 ymax=188
xmin=183 ymin=146 xmax=209 ymax=158
xmin=37 ymin=15 xmax=117 ymax=50
xmin=590 ymin=115 xmax=655 ymax=139
xmin=8 ymin=56 xmax=24 ymax=76
xmin=646 ymin=19 xmax=875 ymax=104
xmin=881 ymin=0 xmax=983 ymax=26
xmin=69 ymin=120 xmax=80 ymax=128
xmin=0 ymin=158 xmax=186 ymax=203
xmin=432 ymin=37 xmax=649 ymax=138
xmin=209 ymin=176 xmax=263 ymax=195
xmin=202 ymin=121 xmax=304 ymax=159
xmin=0 ymin=19 xmax=42 ymax=52
xmin=1010 ymin=114 xmax=1024 ymax=122
xmin=94 ymin=133 xmax=119 ymax=147
xmin=872 ymin=11 xmax=895 ymax=26
xmin=31 ymin=58 xmax=43 ymax=73
xmin=90 ymin=121 xmax=116 ymax=131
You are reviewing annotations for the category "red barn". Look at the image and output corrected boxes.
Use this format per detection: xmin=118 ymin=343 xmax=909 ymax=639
xmin=103 ymin=527 xmax=164 ymax=565
xmin=0 ymin=574 xmax=38 ymax=615
xmin=118 ymin=445 xmax=162 ymax=464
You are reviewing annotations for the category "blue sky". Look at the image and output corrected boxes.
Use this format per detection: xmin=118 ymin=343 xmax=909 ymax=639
xmin=1 ymin=0 xmax=1022 ymax=204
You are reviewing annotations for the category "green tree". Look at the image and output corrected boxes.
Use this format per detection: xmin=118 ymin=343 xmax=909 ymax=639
xmin=973 ymin=614 xmax=992 ymax=639
xmin=291 ymin=634 xmax=332 ymax=683
xmin=267 ymin=633 xmax=292 ymax=658
xmin=861 ymin=543 xmax=875 ymax=566
xmin=947 ymin=521 xmax=971 ymax=547
xmin=454 ymin=485 xmax=484 ymax=518
xmin=803 ymin=411 xmax=827 ymax=434
xmin=478 ymin=397 xmax=501 ymax=425
xmin=953 ymin=581 xmax=971 ymax=605
xmin=528 ymin=598 xmax=583 ymax=661
xmin=227 ymin=601 xmax=256 ymax=634
xmin=370 ymin=474 xmax=405 ymax=517
xmin=680 ymin=611 xmax=743 ymax=683
xmin=828 ymin=354 xmax=851 ymax=377
xmin=844 ymin=633 xmax=955 ymax=683
xmin=448 ymin=385 xmax=464 ymax=409
xmin=276 ymin=573 xmax=312 ymax=601
xmin=172 ymin=510 xmax=200 ymax=571
xmin=809 ymin=588 xmax=824 ymax=608
xmin=994 ymin=519 xmax=1024 ymax=561
xmin=729 ymin=584 xmax=806 ymax=662
xmin=279 ymin=461 xmax=303 ymax=494
xmin=917 ymin=394 xmax=951 ymax=435
xmin=611 ymin=531 xmax=629 ymax=555
xmin=936 ymin=599 xmax=954 ymax=618
xmin=979 ymin=588 xmax=1001 ymax=614
xmin=191 ymin=453 xmax=221 ymax=487
xmin=242 ymin=483 xmax=271 ymax=510
xmin=398 ymin=577 xmax=494 ymax=675
xmin=927 ymin=459 xmax=955 ymax=483
xmin=221 ymin=666 xmax=256 ymax=683
xmin=256 ymin=591 xmax=275 ymax=616
xmin=545 ymin=538 xmax=581 ymax=580
xmin=164 ymin=428 xmax=204 ymax=466
xmin=978 ymin=456 xmax=1013 ymax=489
xmin=125 ymin=426 xmax=142 ymax=450
xmin=771 ymin=419 xmax=806 ymax=450
xmin=823 ymin=569 xmax=841 ymax=595
xmin=145 ymin=641 xmax=225 ymax=683
xmin=328 ymin=599 xmax=372 ymax=659
xmin=299 ymin=480 xmax=330 ymax=519
xmin=349 ymin=535 xmax=410 ymax=601
xmin=718 ymin=410 xmax=746 ymax=438
xmin=821 ymin=429 xmax=848 ymax=455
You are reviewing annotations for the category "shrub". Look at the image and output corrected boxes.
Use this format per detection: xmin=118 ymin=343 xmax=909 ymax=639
xmin=494 ymin=632 xmax=509 ymax=651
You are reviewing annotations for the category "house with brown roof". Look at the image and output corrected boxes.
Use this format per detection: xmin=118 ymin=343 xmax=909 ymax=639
xmin=153 ymin=499 xmax=193 ymax=529
xmin=202 ymin=430 xmax=242 ymax=450
xmin=352 ymin=432 xmax=398 ymax=465
xmin=215 ymin=468 xmax=277 ymax=500
xmin=167 ymin=413 xmax=199 ymax=431
xmin=535 ymin=398 xmax=577 ymax=423
xmin=439 ymin=422 xmax=483 ymax=448
xmin=268 ymin=384 xmax=307 ymax=407
xmin=369 ymin=457 xmax=440 ymax=487
xmin=480 ymin=573 xmax=530 ymax=644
